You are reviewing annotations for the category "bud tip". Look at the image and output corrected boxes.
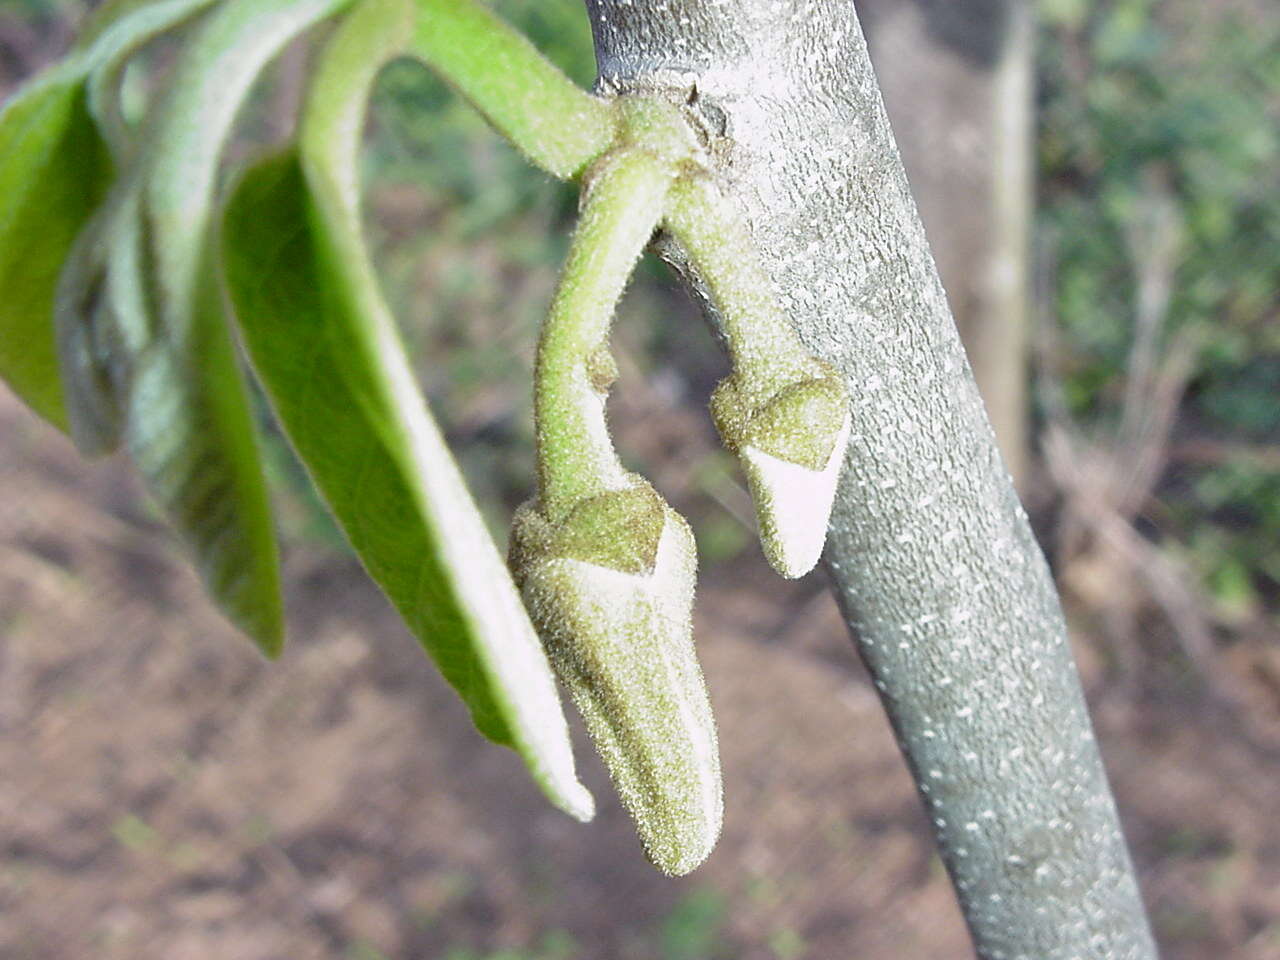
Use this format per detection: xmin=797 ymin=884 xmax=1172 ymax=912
xmin=743 ymin=411 xmax=851 ymax=578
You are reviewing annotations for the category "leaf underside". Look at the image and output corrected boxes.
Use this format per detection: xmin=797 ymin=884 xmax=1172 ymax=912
xmin=53 ymin=0 xmax=362 ymax=655
xmin=222 ymin=148 xmax=591 ymax=818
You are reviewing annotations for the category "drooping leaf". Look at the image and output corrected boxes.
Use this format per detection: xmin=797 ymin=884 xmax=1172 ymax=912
xmin=221 ymin=0 xmax=592 ymax=820
xmin=54 ymin=171 xmax=287 ymax=651
xmin=223 ymin=149 xmax=593 ymax=820
xmin=0 ymin=69 xmax=112 ymax=430
xmin=52 ymin=0 xmax=355 ymax=655
xmin=120 ymin=0 xmax=359 ymax=653
xmin=0 ymin=0 xmax=245 ymax=432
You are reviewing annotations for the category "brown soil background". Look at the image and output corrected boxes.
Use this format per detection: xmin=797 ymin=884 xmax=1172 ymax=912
xmin=3 ymin=379 xmax=1280 ymax=960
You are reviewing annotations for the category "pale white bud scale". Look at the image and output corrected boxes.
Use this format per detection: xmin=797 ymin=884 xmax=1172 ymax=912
xmin=741 ymin=410 xmax=851 ymax=578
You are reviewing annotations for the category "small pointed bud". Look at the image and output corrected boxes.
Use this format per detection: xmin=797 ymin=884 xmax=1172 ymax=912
xmin=509 ymin=483 xmax=722 ymax=875
xmin=742 ymin=410 xmax=850 ymax=577
xmin=712 ymin=369 xmax=850 ymax=578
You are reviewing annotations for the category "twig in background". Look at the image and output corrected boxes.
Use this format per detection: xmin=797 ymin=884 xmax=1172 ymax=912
xmin=1035 ymin=171 xmax=1247 ymax=707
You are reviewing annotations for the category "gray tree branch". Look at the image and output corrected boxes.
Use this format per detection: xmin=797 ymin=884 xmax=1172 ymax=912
xmin=583 ymin=1 xmax=1157 ymax=956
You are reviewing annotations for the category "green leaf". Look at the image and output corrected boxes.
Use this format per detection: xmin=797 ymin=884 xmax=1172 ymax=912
xmin=53 ymin=0 xmax=355 ymax=655
xmin=57 ymin=174 xmax=287 ymax=650
xmin=134 ymin=253 xmax=288 ymax=653
xmin=117 ymin=0 xmax=361 ymax=654
xmin=83 ymin=0 xmax=223 ymax=156
xmin=156 ymin=1 xmax=352 ymax=302
xmin=223 ymin=147 xmax=592 ymax=820
xmin=220 ymin=0 xmax=592 ymax=820
xmin=0 ymin=0 xmax=226 ymax=433
xmin=0 ymin=69 xmax=112 ymax=430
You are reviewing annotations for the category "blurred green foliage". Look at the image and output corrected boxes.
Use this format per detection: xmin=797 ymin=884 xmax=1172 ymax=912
xmin=0 ymin=0 xmax=72 ymax=16
xmin=1037 ymin=0 xmax=1280 ymax=622
xmin=441 ymin=928 xmax=578 ymax=960
xmin=658 ymin=887 xmax=729 ymax=960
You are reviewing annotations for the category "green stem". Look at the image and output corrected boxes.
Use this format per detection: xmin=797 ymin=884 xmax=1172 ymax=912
xmin=301 ymin=0 xmax=410 ymax=231
xmin=535 ymin=147 xmax=674 ymax=519
xmin=408 ymin=0 xmax=617 ymax=180
xmin=663 ymin=174 xmax=813 ymax=397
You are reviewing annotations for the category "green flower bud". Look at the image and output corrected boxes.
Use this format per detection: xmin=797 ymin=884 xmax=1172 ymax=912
xmin=509 ymin=480 xmax=722 ymax=876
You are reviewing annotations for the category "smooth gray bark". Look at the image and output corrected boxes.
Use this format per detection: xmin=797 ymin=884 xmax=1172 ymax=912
xmin=584 ymin=2 xmax=1157 ymax=957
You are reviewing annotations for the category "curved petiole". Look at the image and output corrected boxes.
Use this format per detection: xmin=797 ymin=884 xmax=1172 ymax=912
xmin=408 ymin=0 xmax=618 ymax=180
xmin=533 ymin=147 xmax=675 ymax=520
xmin=300 ymin=0 xmax=412 ymax=234
xmin=663 ymin=175 xmax=816 ymax=397
xmin=663 ymin=173 xmax=852 ymax=578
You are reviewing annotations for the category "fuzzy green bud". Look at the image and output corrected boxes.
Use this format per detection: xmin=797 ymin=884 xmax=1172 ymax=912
xmin=509 ymin=479 xmax=722 ymax=876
